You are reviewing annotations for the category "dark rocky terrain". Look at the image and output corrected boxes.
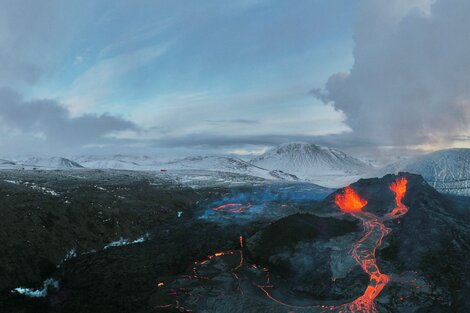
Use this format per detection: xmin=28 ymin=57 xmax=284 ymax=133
xmin=153 ymin=173 xmax=469 ymax=312
xmin=0 ymin=169 xmax=199 ymax=312
xmin=0 ymin=170 xmax=468 ymax=313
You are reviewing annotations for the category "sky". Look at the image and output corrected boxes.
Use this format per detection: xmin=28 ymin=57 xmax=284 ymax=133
xmin=0 ymin=0 xmax=469 ymax=158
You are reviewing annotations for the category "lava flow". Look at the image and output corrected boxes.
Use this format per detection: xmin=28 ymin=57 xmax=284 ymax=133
xmin=166 ymin=177 xmax=409 ymax=313
xmin=157 ymin=236 xmax=246 ymax=311
xmin=257 ymin=177 xmax=409 ymax=313
xmin=335 ymin=186 xmax=368 ymax=213
xmin=386 ymin=177 xmax=408 ymax=218
xmin=212 ymin=203 xmax=252 ymax=213
xmin=324 ymin=177 xmax=409 ymax=313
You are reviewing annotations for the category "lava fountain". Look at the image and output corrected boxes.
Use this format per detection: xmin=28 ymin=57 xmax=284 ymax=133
xmin=258 ymin=177 xmax=409 ymax=313
xmin=335 ymin=186 xmax=368 ymax=213
xmin=386 ymin=177 xmax=408 ymax=218
xmin=324 ymin=177 xmax=409 ymax=313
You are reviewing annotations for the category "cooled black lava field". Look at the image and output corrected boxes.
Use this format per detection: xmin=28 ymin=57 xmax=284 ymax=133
xmin=0 ymin=170 xmax=469 ymax=313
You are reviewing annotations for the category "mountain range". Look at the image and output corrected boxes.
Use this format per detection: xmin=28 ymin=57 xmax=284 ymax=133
xmin=379 ymin=148 xmax=470 ymax=196
xmin=1 ymin=143 xmax=470 ymax=195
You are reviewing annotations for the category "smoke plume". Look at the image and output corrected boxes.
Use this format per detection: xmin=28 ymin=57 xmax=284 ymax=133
xmin=314 ymin=0 xmax=470 ymax=147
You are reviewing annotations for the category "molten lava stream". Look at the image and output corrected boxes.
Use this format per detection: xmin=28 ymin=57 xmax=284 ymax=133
xmin=212 ymin=203 xmax=252 ymax=213
xmin=324 ymin=212 xmax=391 ymax=313
xmin=257 ymin=177 xmax=409 ymax=313
xmin=384 ymin=177 xmax=408 ymax=220
xmin=173 ymin=177 xmax=408 ymax=313
xmin=159 ymin=236 xmax=246 ymax=311
xmin=324 ymin=177 xmax=409 ymax=312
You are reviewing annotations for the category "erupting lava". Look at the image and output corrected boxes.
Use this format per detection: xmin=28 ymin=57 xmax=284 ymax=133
xmin=390 ymin=177 xmax=407 ymax=205
xmin=212 ymin=203 xmax=252 ymax=213
xmin=335 ymin=186 xmax=368 ymax=213
xmin=258 ymin=177 xmax=409 ymax=313
xmin=165 ymin=176 xmax=410 ymax=313
xmin=386 ymin=177 xmax=408 ymax=218
xmin=324 ymin=177 xmax=409 ymax=312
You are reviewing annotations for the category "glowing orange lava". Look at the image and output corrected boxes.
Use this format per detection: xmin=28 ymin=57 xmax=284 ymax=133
xmin=390 ymin=177 xmax=407 ymax=204
xmin=257 ymin=177 xmax=409 ymax=313
xmin=169 ymin=176 xmax=410 ymax=313
xmin=386 ymin=177 xmax=408 ymax=217
xmin=324 ymin=177 xmax=409 ymax=312
xmin=335 ymin=186 xmax=368 ymax=213
xmin=212 ymin=203 xmax=252 ymax=213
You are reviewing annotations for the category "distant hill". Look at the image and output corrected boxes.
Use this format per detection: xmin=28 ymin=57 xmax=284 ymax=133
xmin=380 ymin=148 xmax=470 ymax=196
xmin=18 ymin=157 xmax=83 ymax=169
xmin=250 ymin=142 xmax=372 ymax=187
xmin=163 ymin=155 xmax=298 ymax=181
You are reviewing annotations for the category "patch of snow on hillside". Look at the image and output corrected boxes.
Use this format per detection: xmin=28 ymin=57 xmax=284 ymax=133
xmin=250 ymin=142 xmax=372 ymax=187
xmin=380 ymin=148 xmax=470 ymax=196
xmin=12 ymin=278 xmax=59 ymax=298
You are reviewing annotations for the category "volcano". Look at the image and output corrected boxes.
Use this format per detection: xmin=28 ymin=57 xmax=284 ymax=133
xmin=157 ymin=173 xmax=469 ymax=312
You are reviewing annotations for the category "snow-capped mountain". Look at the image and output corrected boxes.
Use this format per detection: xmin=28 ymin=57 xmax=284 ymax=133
xmin=0 ymin=159 xmax=15 ymax=165
xmin=0 ymin=158 xmax=17 ymax=168
xmin=17 ymin=157 xmax=83 ymax=169
xmin=250 ymin=142 xmax=372 ymax=187
xmin=70 ymin=155 xmax=161 ymax=170
xmin=0 ymin=142 xmax=378 ymax=187
xmin=69 ymin=154 xmax=298 ymax=182
xmin=163 ymin=156 xmax=298 ymax=181
xmin=380 ymin=148 xmax=470 ymax=196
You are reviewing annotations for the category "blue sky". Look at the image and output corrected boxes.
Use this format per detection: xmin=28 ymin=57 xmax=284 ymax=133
xmin=37 ymin=1 xmax=355 ymax=110
xmin=0 ymin=0 xmax=469 ymax=157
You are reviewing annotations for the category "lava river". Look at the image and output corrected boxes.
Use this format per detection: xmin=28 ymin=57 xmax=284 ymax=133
xmin=255 ymin=177 xmax=409 ymax=312
xmin=326 ymin=177 xmax=408 ymax=312
xmin=162 ymin=177 xmax=409 ymax=313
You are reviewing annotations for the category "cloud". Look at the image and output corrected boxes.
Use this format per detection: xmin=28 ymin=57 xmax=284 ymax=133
xmin=98 ymin=19 xmax=174 ymax=58
xmin=205 ymin=119 xmax=259 ymax=125
xmin=121 ymin=86 xmax=351 ymax=151
xmin=314 ymin=0 xmax=470 ymax=147
xmin=131 ymin=133 xmax=366 ymax=150
xmin=63 ymin=43 xmax=171 ymax=115
xmin=0 ymin=0 xmax=90 ymax=88
xmin=0 ymin=1 xmax=359 ymax=155
xmin=0 ymin=87 xmax=137 ymax=154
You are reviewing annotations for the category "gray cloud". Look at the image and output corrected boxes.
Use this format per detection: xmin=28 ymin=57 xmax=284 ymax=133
xmin=205 ymin=119 xmax=259 ymax=125
xmin=0 ymin=87 xmax=137 ymax=152
xmin=0 ymin=0 xmax=88 ymax=87
xmin=314 ymin=0 xmax=470 ymax=147
xmin=141 ymin=132 xmax=372 ymax=150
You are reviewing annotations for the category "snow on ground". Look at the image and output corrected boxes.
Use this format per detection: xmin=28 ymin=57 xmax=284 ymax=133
xmin=250 ymin=142 xmax=373 ymax=188
xmin=15 ymin=157 xmax=83 ymax=169
xmin=299 ymin=174 xmax=367 ymax=189
xmin=104 ymin=234 xmax=149 ymax=249
xmin=4 ymin=179 xmax=59 ymax=196
xmin=12 ymin=278 xmax=59 ymax=298
xmin=1 ymin=144 xmax=469 ymax=194
xmin=379 ymin=148 xmax=470 ymax=196
xmin=71 ymin=155 xmax=157 ymax=170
